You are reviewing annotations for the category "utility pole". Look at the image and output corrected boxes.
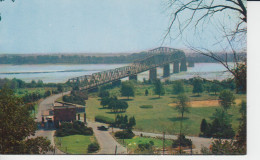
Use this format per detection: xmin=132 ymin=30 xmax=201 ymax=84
xmin=115 ymin=145 xmax=117 ymax=155
xmin=190 ymin=140 xmax=192 ymax=155
xmin=163 ymin=131 xmax=165 ymax=155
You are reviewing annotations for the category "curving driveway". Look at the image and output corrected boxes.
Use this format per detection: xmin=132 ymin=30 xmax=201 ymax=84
xmin=87 ymin=121 xmax=127 ymax=154
xmin=33 ymin=91 xmax=70 ymax=154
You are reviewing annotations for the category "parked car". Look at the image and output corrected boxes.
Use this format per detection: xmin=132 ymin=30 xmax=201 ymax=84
xmin=97 ymin=125 xmax=108 ymax=131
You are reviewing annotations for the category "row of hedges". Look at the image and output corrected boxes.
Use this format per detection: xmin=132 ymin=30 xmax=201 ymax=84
xmin=95 ymin=115 xmax=114 ymax=124
xmin=114 ymin=129 xmax=135 ymax=139
xmin=56 ymin=121 xmax=93 ymax=137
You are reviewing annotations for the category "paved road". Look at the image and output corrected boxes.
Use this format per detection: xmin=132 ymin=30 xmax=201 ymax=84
xmin=87 ymin=121 xmax=127 ymax=155
xmin=33 ymin=91 xmax=70 ymax=154
xmin=36 ymin=91 xmax=70 ymax=122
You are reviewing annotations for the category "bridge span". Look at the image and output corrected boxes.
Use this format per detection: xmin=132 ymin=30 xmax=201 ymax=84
xmin=68 ymin=47 xmax=190 ymax=90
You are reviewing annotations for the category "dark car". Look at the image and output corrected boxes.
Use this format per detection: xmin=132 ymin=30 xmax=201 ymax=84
xmin=97 ymin=125 xmax=108 ymax=131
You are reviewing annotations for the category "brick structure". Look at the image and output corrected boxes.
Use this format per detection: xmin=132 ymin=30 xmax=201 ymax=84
xmin=53 ymin=102 xmax=76 ymax=127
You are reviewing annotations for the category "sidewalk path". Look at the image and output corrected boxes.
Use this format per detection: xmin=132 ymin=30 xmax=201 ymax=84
xmin=87 ymin=121 xmax=127 ymax=154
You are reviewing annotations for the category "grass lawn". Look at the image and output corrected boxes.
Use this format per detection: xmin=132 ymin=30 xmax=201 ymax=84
xmin=14 ymin=88 xmax=47 ymax=97
xmin=54 ymin=135 xmax=97 ymax=154
xmin=86 ymin=84 xmax=246 ymax=136
xmin=117 ymin=136 xmax=172 ymax=152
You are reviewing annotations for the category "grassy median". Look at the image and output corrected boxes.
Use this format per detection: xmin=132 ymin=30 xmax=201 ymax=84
xmin=54 ymin=135 xmax=97 ymax=154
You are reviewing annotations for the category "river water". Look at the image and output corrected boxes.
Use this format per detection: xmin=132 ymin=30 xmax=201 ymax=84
xmin=0 ymin=63 xmax=234 ymax=83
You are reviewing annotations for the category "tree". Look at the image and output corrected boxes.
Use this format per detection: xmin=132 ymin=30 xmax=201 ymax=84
xmin=175 ymin=94 xmax=190 ymax=132
xmin=153 ymin=79 xmax=165 ymax=98
xmin=120 ymin=81 xmax=135 ymax=99
xmin=37 ymin=80 xmax=44 ymax=87
xmin=210 ymin=83 xmax=221 ymax=95
xmin=219 ymin=90 xmax=235 ymax=110
xmin=57 ymin=84 xmax=63 ymax=93
xmin=172 ymin=80 xmax=185 ymax=95
xmin=128 ymin=116 xmax=136 ymax=129
xmin=145 ymin=89 xmax=149 ymax=96
xmin=0 ymin=87 xmax=52 ymax=154
xmin=192 ymin=78 xmax=204 ymax=96
xmin=200 ymin=118 xmax=208 ymax=134
xmin=100 ymin=97 xmax=110 ymax=108
xmin=175 ymin=94 xmax=190 ymax=153
xmin=164 ymin=0 xmax=247 ymax=93
xmin=98 ymin=90 xmax=110 ymax=98
xmin=234 ymin=100 xmax=246 ymax=153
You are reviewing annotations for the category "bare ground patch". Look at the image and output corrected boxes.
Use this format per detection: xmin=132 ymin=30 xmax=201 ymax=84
xmin=169 ymin=99 xmax=242 ymax=108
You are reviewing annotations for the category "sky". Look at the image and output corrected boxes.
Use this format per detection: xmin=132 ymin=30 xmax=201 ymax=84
xmin=0 ymin=0 xmax=246 ymax=54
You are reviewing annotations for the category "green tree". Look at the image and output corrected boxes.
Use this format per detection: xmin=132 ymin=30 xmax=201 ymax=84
xmin=0 ymin=87 xmax=52 ymax=154
xmin=153 ymin=79 xmax=165 ymax=98
xmin=128 ymin=116 xmax=136 ymax=129
xmin=175 ymin=94 xmax=190 ymax=134
xmin=210 ymin=83 xmax=221 ymax=95
xmin=57 ymin=84 xmax=63 ymax=93
xmin=98 ymin=90 xmax=110 ymax=98
xmin=192 ymin=78 xmax=204 ymax=96
xmin=120 ymin=81 xmax=135 ymax=99
xmin=145 ymin=89 xmax=148 ymax=96
xmin=175 ymin=94 xmax=190 ymax=153
xmin=219 ymin=90 xmax=235 ymax=110
xmin=172 ymin=80 xmax=185 ymax=95
xmin=234 ymin=100 xmax=246 ymax=153
xmin=37 ymin=80 xmax=44 ymax=87
xmin=100 ymin=97 xmax=110 ymax=108
xmin=200 ymin=118 xmax=208 ymax=134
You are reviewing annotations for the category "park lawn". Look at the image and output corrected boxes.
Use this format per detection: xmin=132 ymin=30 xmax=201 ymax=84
xmin=54 ymin=135 xmax=97 ymax=154
xmin=14 ymin=88 xmax=47 ymax=97
xmin=86 ymin=89 xmax=246 ymax=136
xmin=117 ymin=136 xmax=172 ymax=152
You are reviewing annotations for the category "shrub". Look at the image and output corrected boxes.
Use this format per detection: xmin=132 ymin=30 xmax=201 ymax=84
xmin=139 ymin=105 xmax=153 ymax=109
xmin=172 ymin=134 xmax=192 ymax=148
xmin=88 ymin=143 xmax=100 ymax=153
xmin=55 ymin=121 xmax=93 ymax=137
xmin=114 ymin=129 xmax=135 ymax=139
xmin=95 ymin=115 xmax=114 ymax=124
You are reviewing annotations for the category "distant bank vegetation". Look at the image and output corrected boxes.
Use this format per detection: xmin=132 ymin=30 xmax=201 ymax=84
xmin=0 ymin=52 xmax=245 ymax=64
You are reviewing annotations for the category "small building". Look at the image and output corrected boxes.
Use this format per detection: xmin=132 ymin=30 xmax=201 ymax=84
xmin=53 ymin=101 xmax=86 ymax=127
xmin=53 ymin=102 xmax=77 ymax=127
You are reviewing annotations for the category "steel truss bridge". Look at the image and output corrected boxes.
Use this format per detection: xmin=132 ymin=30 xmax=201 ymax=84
xmin=68 ymin=47 xmax=189 ymax=90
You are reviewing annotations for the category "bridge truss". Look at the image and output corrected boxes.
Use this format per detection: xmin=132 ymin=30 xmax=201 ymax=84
xmin=68 ymin=48 xmax=186 ymax=90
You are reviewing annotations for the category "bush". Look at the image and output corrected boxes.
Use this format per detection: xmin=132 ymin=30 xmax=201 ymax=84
xmin=139 ymin=105 xmax=153 ymax=109
xmin=114 ymin=129 xmax=135 ymax=139
xmin=172 ymin=134 xmax=192 ymax=148
xmin=55 ymin=121 xmax=93 ymax=137
xmin=95 ymin=115 xmax=114 ymax=124
xmin=88 ymin=143 xmax=100 ymax=153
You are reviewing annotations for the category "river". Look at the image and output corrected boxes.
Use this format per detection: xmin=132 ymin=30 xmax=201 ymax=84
xmin=0 ymin=63 xmax=234 ymax=83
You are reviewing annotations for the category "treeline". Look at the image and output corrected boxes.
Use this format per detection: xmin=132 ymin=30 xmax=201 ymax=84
xmin=186 ymin=53 xmax=246 ymax=63
xmin=0 ymin=78 xmax=60 ymax=90
xmin=0 ymin=52 xmax=150 ymax=64
xmin=0 ymin=51 xmax=245 ymax=64
xmin=62 ymin=89 xmax=88 ymax=106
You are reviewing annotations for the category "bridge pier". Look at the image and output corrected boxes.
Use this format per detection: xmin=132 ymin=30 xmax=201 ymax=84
xmin=163 ymin=64 xmax=170 ymax=77
xmin=188 ymin=60 xmax=195 ymax=67
xmin=129 ymin=74 xmax=137 ymax=81
xmin=180 ymin=58 xmax=187 ymax=72
xmin=149 ymin=68 xmax=157 ymax=81
xmin=173 ymin=62 xmax=180 ymax=73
